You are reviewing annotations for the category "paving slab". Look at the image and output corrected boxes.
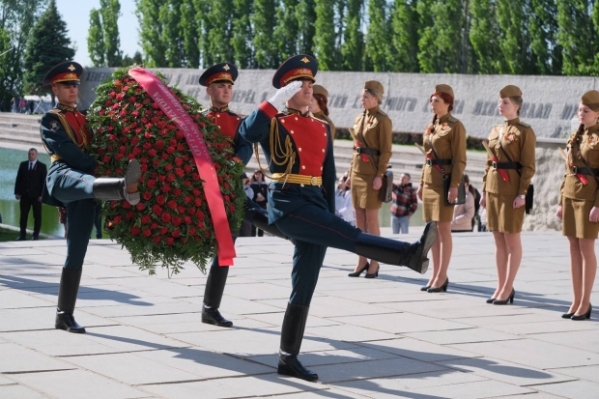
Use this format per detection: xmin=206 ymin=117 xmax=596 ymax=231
xmin=0 ymin=384 xmax=49 ymax=399
xmin=330 ymin=312 xmax=472 ymax=334
xmin=0 ymin=343 xmax=75 ymax=373
xmin=0 ymin=307 xmax=115 ymax=332
xmin=356 ymin=337 xmax=482 ymax=362
xmin=533 ymin=380 xmax=599 ymax=398
xmin=403 ymin=327 xmax=521 ymax=345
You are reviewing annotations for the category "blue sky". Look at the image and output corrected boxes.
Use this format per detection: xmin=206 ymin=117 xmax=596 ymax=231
xmin=56 ymin=0 xmax=140 ymax=67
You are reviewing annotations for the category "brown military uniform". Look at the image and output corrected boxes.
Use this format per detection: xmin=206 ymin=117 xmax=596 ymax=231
xmin=482 ymin=118 xmax=536 ymax=233
xmin=313 ymin=111 xmax=336 ymax=139
xmin=350 ymin=106 xmax=393 ymax=209
xmin=560 ymin=125 xmax=599 ymax=239
xmin=420 ymin=113 xmax=467 ymax=222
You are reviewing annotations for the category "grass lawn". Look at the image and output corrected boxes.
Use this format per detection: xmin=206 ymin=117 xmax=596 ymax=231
xmin=0 ymin=226 xmax=34 ymax=242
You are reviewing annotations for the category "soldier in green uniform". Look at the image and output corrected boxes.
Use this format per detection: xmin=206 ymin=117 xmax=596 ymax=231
xmin=41 ymin=62 xmax=142 ymax=333
xmin=480 ymin=85 xmax=536 ymax=305
xmin=417 ymin=84 xmax=467 ymax=293
xmin=239 ymin=54 xmax=437 ymax=382
xmin=556 ymin=90 xmax=599 ymax=320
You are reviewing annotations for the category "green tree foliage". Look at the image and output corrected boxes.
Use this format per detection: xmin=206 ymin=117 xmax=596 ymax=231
xmin=364 ymin=0 xmax=389 ymax=71
xmin=530 ymin=0 xmax=561 ymax=74
xmin=101 ymin=0 xmax=122 ymax=67
xmin=274 ymin=0 xmax=299 ymax=60
xmin=22 ymin=0 xmax=75 ymax=95
xmin=121 ymin=51 xmax=143 ymax=66
xmin=160 ymin=0 xmax=186 ymax=67
xmin=389 ymin=0 xmax=419 ymax=72
xmin=496 ymin=0 xmax=534 ymax=74
xmin=231 ymin=0 xmax=254 ymax=67
xmin=295 ymin=0 xmax=316 ymax=54
xmin=136 ymin=0 xmax=166 ymax=67
xmin=87 ymin=9 xmax=105 ymax=67
xmin=340 ymin=0 xmax=364 ymax=70
xmin=469 ymin=0 xmax=501 ymax=74
xmin=180 ymin=0 xmax=199 ymax=68
xmin=314 ymin=0 xmax=338 ymax=70
xmin=193 ymin=0 xmax=213 ymax=67
xmin=417 ymin=0 xmax=466 ymax=73
xmin=207 ymin=0 xmax=235 ymax=63
xmin=251 ymin=0 xmax=278 ymax=68
xmin=557 ymin=0 xmax=598 ymax=76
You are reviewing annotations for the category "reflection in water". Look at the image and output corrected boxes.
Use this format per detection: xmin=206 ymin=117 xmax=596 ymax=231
xmin=0 ymin=147 xmax=64 ymax=236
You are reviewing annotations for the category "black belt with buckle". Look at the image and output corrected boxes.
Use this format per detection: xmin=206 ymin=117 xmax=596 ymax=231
xmin=354 ymin=147 xmax=380 ymax=156
xmin=425 ymin=158 xmax=452 ymax=166
xmin=571 ymin=166 xmax=599 ymax=176
xmin=492 ymin=161 xmax=521 ymax=170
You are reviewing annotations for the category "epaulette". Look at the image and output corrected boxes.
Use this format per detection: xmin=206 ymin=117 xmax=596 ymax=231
xmin=517 ymin=121 xmax=531 ymax=129
xmin=201 ymin=109 xmax=210 ymax=116
xmin=377 ymin=109 xmax=387 ymax=116
xmin=47 ymin=109 xmax=62 ymax=115
xmin=447 ymin=116 xmax=458 ymax=124
xmin=312 ymin=114 xmax=329 ymax=125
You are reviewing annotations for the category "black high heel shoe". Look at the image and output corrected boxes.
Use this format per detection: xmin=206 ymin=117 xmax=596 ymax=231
xmin=561 ymin=312 xmax=574 ymax=319
xmin=420 ymin=285 xmax=431 ymax=291
xmin=364 ymin=264 xmax=379 ymax=279
xmin=348 ymin=262 xmax=369 ymax=277
xmin=571 ymin=304 xmax=592 ymax=320
xmin=486 ymin=297 xmax=496 ymax=304
xmin=427 ymin=279 xmax=448 ymax=293
xmin=493 ymin=289 xmax=515 ymax=305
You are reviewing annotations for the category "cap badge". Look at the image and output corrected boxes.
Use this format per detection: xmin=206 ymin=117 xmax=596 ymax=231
xmin=300 ymin=57 xmax=310 ymax=64
xmin=67 ymin=64 xmax=76 ymax=72
xmin=223 ymin=64 xmax=230 ymax=71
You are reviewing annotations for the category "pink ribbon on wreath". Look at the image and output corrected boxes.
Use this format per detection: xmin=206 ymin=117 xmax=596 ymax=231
xmin=128 ymin=67 xmax=236 ymax=266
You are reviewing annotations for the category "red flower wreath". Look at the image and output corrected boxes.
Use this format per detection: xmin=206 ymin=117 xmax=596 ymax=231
xmin=87 ymin=68 xmax=245 ymax=275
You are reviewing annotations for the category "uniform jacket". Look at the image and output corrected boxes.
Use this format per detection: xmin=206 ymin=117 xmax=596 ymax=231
xmin=560 ymin=124 xmax=599 ymax=206
xmin=40 ymin=104 xmax=95 ymax=203
xmin=202 ymin=106 xmax=253 ymax=164
xmin=420 ymin=113 xmax=467 ymax=189
xmin=14 ymin=160 xmax=47 ymax=198
xmin=238 ymin=101 xmax=336 ymax=223
xmin=482 ymin=118 xmax=536 ymax=196
xmin=350 ymin=106 xmax=392 ymax=177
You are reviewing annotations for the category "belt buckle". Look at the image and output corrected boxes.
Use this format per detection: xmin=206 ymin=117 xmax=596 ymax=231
xmin=426 ymin=159 xmax=432 ymax=166
xmin=491 ymin=161 xmax=498 ymax=170
xmin=310 ymin=176 xmax=318 ymax=186
xmin=572 ymin=166 xmax=578 ymax=174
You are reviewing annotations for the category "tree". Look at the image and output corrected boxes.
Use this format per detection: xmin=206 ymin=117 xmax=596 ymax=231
xmin=87 ymin=9 xmax=105 ymax=67
xmin=160 ymin=0 xmax=185 ymax=67
xmin=136 ymin=0 xmax=166 ymax=67
xmin=496 ymin=0 xmax=535 ymax=74
xmin=469 ymin=0 xmax=502 ymax=74
xmin=22 ymin=0 xmax=75 ymax=96
xmin=389 ymin=0 xmax=420 ymax=72
xmin=530 ymin=0 xmax=561 ymax=75
xmin=180 ymin=0 xmax=199 ymax=68
xmin=556 ymin=0 xmax=598 ymax=76
xmin=121 ymin=50 xmax=143 ymax=66
xmin=252 ymin=0 xmax=278 ymax=68
xmin=206 ymin=0 xmax=234 ymax=63
xmin=274 ymin=0 xmax=299 ymax=60
xmin=295 ymin=0 xmax=316 ymax=54
xmin=231 ymin=0 xmax=254 ymax=68
xmin=340 ymin=0 xmax=364 ymax=71
xmin=364 ymin=0 xmax=389 ymax=71
xmin=313 ymin=0 xmax=338 ymax=70
xmin=101 ymin=0 xmax=122 ymax=66
xmin=194 ymin=0 xmax=213 ymax=67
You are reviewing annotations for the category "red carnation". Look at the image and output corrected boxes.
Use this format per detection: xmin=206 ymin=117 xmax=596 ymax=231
xmin=175 ymin=157 xmax=183 ymax=166
xmin=153 ymin=236 xmax=162 ymax=244
xmin=148 ymin=149 xmax=157 ymax=157
xmin=161 ymin=184 xmax=171 ymax=193
xmin=165 ymin=164 xmax=173 ymax=171
xmin=184 ymin=196 xmax=191 ymax=204
xmin=173 ymin=188 xmax=182 ymax=196
xmin=172 ymin=229 xmax=180 ymax=238
xmin=152 ymin=204 xmax=163 ymax=216
xmin=160 ymin=227 xmax=168 ymax=235
xmin=166 ymin=237 xmax=175 ymax=246
xmin=142 ymin=229 xmax=152 ymax=237
xmin=161 ymin=213 xmax=172 ymax=223
xmin=188 ymin=226 xmax=196 ymax=236
xmin=136 ymin=203 xmax=146 ymax=211
xmin=167 ymin=200 xmax=177 ymax=210
xmin=175 ymin=168 xmax=185 ymax=177
xmin=147 ymin=180 xmax=156 ymax=188
xmin=141 ymin=215 xmax=151 ymax=224
xmin=130 ymin=226 xmax=140 ymax=236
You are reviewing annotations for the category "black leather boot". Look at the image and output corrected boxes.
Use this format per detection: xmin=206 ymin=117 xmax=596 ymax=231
xmin=355 ymin=221 xmax=437 ymax=274
xmin=55 ymin=268 xmax=86 ymax=333
xmin=277 ymin=303 xmax=318 ymax=382
xmin=93 ymin=159 xmax=141 ymax=205
xmin=244 ymin=199 xmax=287 ymax=240
xmin=202 ymin=263 xmax=233 ymax=327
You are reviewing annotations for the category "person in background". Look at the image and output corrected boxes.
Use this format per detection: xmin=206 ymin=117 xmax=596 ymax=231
xmin=14 ymin=148 xmax=47 ymax=240
xmin=390 ymin=173 xmax=418 ymax=234
xmin=336 ymin=173 xmax=355 ymax=226
xmin=451 ymin=174 xmax=475 ymax=233
xmin=92 ymin=202 xmax=102 ymax=239
xmin=250 ymin=169 xmax=268 ymax=237
xmin=310 ymin=84 xmax=336 ymax=139
xmin=58 ymin=207 xmax=67 ymax=238
xmin=239 ymin=174 xmax=254 ymax=237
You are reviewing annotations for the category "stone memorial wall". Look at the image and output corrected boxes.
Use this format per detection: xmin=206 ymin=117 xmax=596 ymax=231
xmin=80 ymin=68 xmax=597 ymax=139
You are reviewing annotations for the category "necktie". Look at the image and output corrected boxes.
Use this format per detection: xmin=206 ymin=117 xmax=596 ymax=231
xmin=29 ymin=162 xmax=32 ymax=170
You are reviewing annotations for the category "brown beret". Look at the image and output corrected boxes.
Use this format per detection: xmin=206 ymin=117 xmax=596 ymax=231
xmin=500 ymin=85 xmax=522 ymax=98
xmin=435 ymin=84 xmax=454 ymax=99
xmin=582 ymin=90 xmax=599 ymax=111
xmin=364 ymin=80 xmax=384 ymax=97
xmin=313 ymin=84 xmax=329 ymax=97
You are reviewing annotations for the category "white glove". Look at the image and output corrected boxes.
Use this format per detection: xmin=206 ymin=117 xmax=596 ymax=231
xmin=268 ymin=80 xmax=303 ymax=109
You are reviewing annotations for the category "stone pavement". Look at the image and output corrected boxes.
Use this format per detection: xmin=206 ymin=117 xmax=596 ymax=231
xmin=0 ymin=228 xmax=598 ymax=399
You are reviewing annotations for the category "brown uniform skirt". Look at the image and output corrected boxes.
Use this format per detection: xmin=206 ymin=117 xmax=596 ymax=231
xmin=351 ymin=172 xmax=382 ymax=209
xmin=562 ymin=197 xmax=599 ymax=239
xmin=422 ymin=182 xmax=454 ymax=222
xmin=486 ymin=192 xmax=525 ymax=234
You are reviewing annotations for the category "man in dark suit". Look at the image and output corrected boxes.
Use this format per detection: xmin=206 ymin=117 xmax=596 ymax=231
xmin=14 ymin=148 xmax=47 ymax=240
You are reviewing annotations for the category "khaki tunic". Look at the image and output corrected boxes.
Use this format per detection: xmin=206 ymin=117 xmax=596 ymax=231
xmin=350 ymin=106 xmax=393 ymax=209
xmin=419 ymin=113 xmax=467 ymax=222
xmin=482 ymin=118 xmax=536 ymax=233
xmin=560 ymin=125 xmax=599 ymax=239
xmin=313 ymin=111 xmax=336 ymax=139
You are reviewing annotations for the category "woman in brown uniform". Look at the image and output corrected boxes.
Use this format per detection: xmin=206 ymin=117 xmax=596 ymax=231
xmin=556 ymin=90 xmax=599 ymax=320
xmin=311 ymin=84 xmax=336 ymax=139
xmin=348 ymin=80 xmax=393 ymax=278
xmin=417 ymin=84 xmax=467 ymax=292
xmin=480 ymin=85 xmax=536 ymax=305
